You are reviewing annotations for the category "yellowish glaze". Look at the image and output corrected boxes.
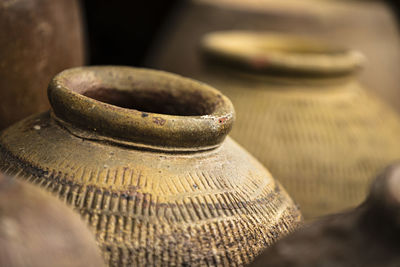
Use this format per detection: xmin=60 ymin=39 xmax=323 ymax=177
xmin=201 ymin=31 xmax=400 ymax=219
xmin=0 ymin=67 xmax=302 ymax=266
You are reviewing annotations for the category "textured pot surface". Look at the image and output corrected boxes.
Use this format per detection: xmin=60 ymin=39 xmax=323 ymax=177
xmin=199 ymin=31 xmax=400 ymax=219
xmin=0 ymin=172 xmax=104 ymax=267
xmin=146 ymin=0 xmax=400 ymax=112
xmin=0 ymin=0 xmax=85 ymax=130
xmin=249 ymin=164 xmax=400 ymax=267
xmin=0 ymin=66 xmax=302 ymax=266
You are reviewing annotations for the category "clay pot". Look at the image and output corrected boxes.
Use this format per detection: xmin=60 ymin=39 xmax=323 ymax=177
xmin=0 ymin=0 xmax=85 ymax=130
xmin=198 ymin=31 xmax=400 ymax=220
xmin=0 ymin=66 xmax=302 ymax=266
xmin=249 ymin=163 xmax=400 ymax=267
xmin=146 ymin=0 xmax=400 ymax=112
xmin=0 ymin=172 xmax=104 ymax=267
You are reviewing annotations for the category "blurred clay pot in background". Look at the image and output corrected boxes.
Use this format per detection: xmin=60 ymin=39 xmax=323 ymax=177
xmin=146 ymin=0 xmax=400 ymax=112
xmin=249 ymin=163 xmax=400 ymax=267
xmin=0 ymin=0 xmax=85 ymax=130
xmin=0 ymin=66 xmax=302 ymax=266
xmin=199 ymin=31 xmax=400 ymax=220
xmin=0 ymin=172 xmax=104 ymax=267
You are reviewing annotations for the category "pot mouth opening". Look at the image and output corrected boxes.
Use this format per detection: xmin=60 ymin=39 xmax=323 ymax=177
xmin=48 ymin=66 xmax=235 ymax=152
xmin=82 ymin=87 xmax=217 ymax=116
xmin=201 ymin=31 xmax=365 ymax=77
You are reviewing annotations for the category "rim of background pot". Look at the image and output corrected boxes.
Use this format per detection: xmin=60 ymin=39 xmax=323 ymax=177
xmin=201 ymin=31 xmax=365 ymax=77
xmin=48 ymin=66 xmax=235 ymax=152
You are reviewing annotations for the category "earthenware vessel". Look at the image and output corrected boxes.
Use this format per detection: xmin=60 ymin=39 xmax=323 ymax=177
xmin=0 ymin=172 xmax=104 ymax=267
xmin=199 ymin=31 xmax=400 ymax=220
xmin=250 ymin=163 xmax=400 ymax=267
xmin=146 ymin=0 xmax=400 ymax=112
xmin=0 ymin=0 xmax=85 ymax=130
xmin=0 ymin=66 xmax=302 ymax=266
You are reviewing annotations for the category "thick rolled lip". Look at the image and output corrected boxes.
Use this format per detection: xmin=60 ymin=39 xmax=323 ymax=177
xmin=201 ymin=31 xmax=365 ymax=77
xmin=48 ymin=66 xmax=235 ymax=152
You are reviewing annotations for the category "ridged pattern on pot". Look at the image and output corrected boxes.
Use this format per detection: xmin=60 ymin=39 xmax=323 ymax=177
xmin=203 ymin=74 xmax=400 ymax=219
xmin=0 ymin=112 xmax=301 ymax=267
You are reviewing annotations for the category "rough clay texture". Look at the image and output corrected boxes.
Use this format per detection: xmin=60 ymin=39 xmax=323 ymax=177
xmin=0 ymin=112 xmax=302 ymax=266
xmin=0 ymin=173 xmax=104 ymax=267
xmin=203 ymin=71 xmax=400 ymax=220
xmin=0 ymin=0 xmax=85 ymax=130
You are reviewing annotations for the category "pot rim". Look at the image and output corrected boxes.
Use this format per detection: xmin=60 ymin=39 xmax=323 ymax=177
xmin=48 ymin=66 xmax=235 ymax=152
xmin=201 ymin=31 xmax=365 ymax=77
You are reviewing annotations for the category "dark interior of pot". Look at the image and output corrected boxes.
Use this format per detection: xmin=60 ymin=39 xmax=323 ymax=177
xmin=83 ymin=87 xmax=216 ymax=116
xmin=57 ymin=67 xmax=226 ymax=117
xmin=49 ymin=67 xmax=234 ymax=149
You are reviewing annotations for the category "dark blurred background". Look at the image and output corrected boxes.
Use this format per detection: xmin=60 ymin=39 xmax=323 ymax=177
xmin=81 ymin=0 xmax=400 ymax=67
xmin=387 ymin=0 xmax=400 ymax=19
xmin=81 ymin=0 xmax=182 ymax=66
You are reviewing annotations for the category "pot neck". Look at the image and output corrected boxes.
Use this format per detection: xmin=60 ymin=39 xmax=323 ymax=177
xmin=48 ymin=66 xmax=235 ymax=152
xmin=201 ymin=31 xmax=364 ymax=86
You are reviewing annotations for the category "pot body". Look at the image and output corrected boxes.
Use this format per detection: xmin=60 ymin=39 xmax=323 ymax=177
xmin=201 ymin=70 xmax=400 ymax=219
xmin=249 ymin=164 xmax=400 ymax=267
xmin=0 ymin=77 xmax=302 ymax=265
xmin=0 ymin=173 xmax=104 ymax=267
xmin=0 ymin=0 xmax=85 ymax=129
xmin=147 ymin=0 xmax=400 ymax=112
